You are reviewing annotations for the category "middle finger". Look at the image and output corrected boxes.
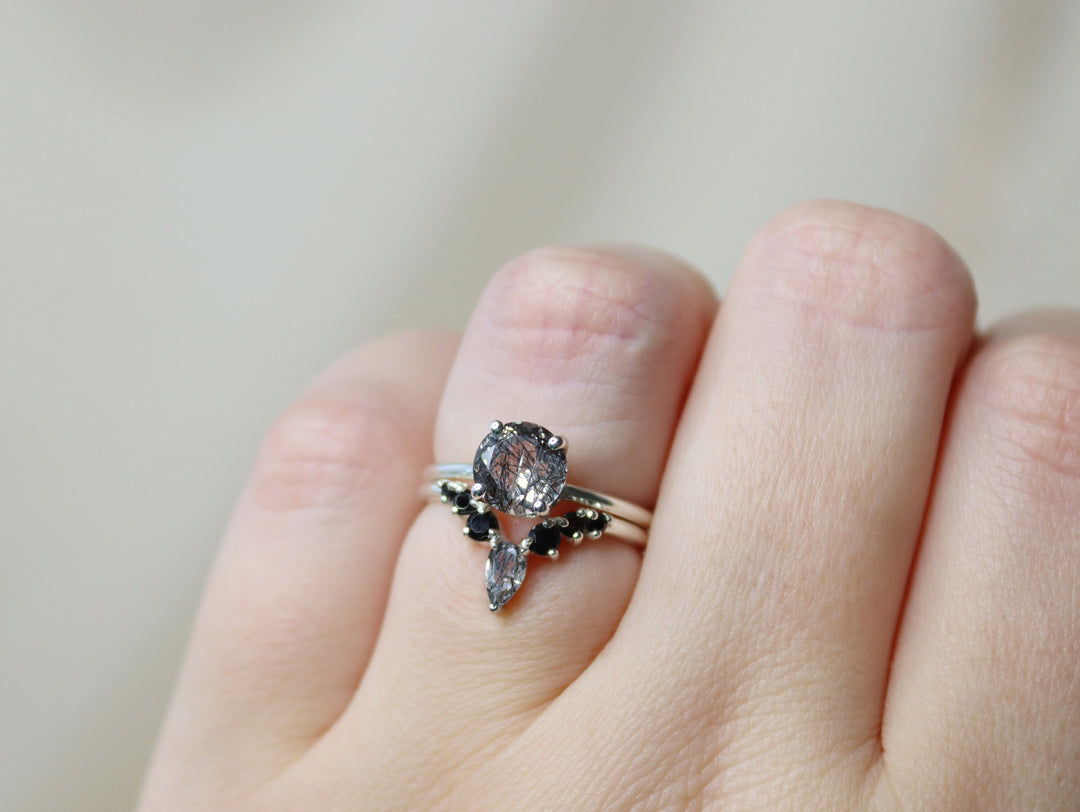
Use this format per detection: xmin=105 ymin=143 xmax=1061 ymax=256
xmin=644 ymin=202 xmax=975 ymax=788
xmin=525 ymin=202 xmax=977 ymax=807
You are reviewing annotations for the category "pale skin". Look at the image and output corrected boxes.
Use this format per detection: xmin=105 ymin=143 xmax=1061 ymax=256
xmin=139 ymin=201 xmax=1080 ymax=810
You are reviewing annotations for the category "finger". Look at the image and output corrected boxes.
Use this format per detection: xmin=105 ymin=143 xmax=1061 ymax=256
xmin=519 ymin=202 xmax=976 ymax=807
xmin=883 ymin=312 xmax=1080 ymax=809
xmin=143 ymin=331 xmax=456 ymax=801
xmin=327 ymin=246 xmax=717 ymax=799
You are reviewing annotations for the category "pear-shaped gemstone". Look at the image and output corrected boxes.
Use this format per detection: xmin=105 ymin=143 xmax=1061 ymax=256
xmin=486 ymin=540 xmax=527 ymax=611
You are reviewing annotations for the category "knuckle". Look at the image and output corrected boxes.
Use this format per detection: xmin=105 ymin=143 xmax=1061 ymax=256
xmin=977 ymin=333 xmax=1080 ymax=492
xmin=482 ymin=246 xmax=675 ymax=370
xmin=252 ymin=385 xmax=410 ymax=512
xmin=745 ymin=201 xmax=975 ymax=334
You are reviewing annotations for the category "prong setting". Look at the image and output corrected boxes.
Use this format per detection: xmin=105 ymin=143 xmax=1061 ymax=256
xmin=473 ymin=420 xmax=567 ymax=517
xmin=486 ymin=536 xmax=527 ymax=611
xmin=464 ymin=510 xmax=500 ymax=541
xmin=526 ymin=516 xmax=563 ymax=558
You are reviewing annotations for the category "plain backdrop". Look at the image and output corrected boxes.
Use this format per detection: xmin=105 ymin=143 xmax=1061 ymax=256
xmin=3 ymin=2 xmax=1080 ymax=808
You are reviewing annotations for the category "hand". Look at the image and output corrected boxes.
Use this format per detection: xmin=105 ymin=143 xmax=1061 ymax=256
xmin=139 ymin=201 xmax=1080 ymax=810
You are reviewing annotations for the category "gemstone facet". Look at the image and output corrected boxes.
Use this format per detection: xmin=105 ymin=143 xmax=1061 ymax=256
xmin=452 ymin=492 xmax=475 ymax=514
xmin=527 ymin=521 xmax=562 ymax=557
xmin=560 ymin=512 xmax=586 ymax=540
xmin=473 ymin=421 xmax=567 ymax=517
xmin=466 ymin=511 xmax=500 ymax=541
xmin=486 ymin=539 xmax=527 ymax=611
xmin=585 ymin=512 xmax=610 ymax=536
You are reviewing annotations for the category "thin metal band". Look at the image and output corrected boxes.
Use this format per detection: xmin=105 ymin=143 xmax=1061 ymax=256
xmin=422 ymin=463 xmax=651 ymax=547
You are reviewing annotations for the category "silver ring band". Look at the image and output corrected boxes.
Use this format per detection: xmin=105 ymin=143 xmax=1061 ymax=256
xmin=422 ymin=464 xmax=651 ymax=546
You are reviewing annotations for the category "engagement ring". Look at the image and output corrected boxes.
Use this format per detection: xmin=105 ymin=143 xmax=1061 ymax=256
xmin=423 ymin=421 xmax=651 ymax=611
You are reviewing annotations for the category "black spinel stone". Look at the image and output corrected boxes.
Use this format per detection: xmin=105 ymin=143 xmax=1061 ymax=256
xmin=585 ymin=513 xmax=610 ymax=535
xmin=440 ymin=482 xmax=456 ymax=501
xmin=528 ymin=523 xmax=562 ymax=556
xmin=466 ymin=511 xmax=499 ymax=540
xmin=453 ymin=491 xmax=475 ymax=514
xmin=560 ymin=513 xmax=585 ymax=538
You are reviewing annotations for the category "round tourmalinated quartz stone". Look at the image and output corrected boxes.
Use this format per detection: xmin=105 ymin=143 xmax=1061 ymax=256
xmin=473 ymin=421 xmax=567 ymax=517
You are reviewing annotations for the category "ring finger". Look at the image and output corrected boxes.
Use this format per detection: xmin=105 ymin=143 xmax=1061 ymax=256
xmin=316 ymin=246 xmax=716 ymax=800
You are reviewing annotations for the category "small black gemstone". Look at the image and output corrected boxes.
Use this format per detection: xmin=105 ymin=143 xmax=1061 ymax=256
xmin=528 ymin=522 xmax=562 ymax=556
xmin=585 ymin=513 xmax=610 ymax=535
xmin=440 ymin=482 xmax=456 ymax=501
xmin=560 ymin=513 xmax=585 ymax=538
xmin=466 ymin=511 xmax=499 ymax=540
xmin=453 ymin=491 xmax=475 ymax=514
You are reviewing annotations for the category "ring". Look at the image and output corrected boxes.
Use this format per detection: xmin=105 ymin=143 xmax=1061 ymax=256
xmin=422 ymin=420 xmax=652 ymax=611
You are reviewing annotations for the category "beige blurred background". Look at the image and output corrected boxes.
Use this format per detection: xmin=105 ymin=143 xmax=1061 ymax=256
xmin=3 ymin=1 xmax=1080 ymax=809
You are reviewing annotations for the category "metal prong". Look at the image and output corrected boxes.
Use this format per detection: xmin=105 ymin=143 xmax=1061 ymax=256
xmin=547 ymin=549 xmax=560 ymax=561
xmin=489 ymin=420 xmax=503 ymax=432
xmin=532 ymin=501 xmax=550 ymax=517
xmin=462 ymin=526 xmax=472 ymax=537
xmin=489 ymin=603 xmax=499 ymax=612
xmin=547 ymin=434 xmax=566 ymax=451
xmin=470 ymin=482 xmax=487 ymax=500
